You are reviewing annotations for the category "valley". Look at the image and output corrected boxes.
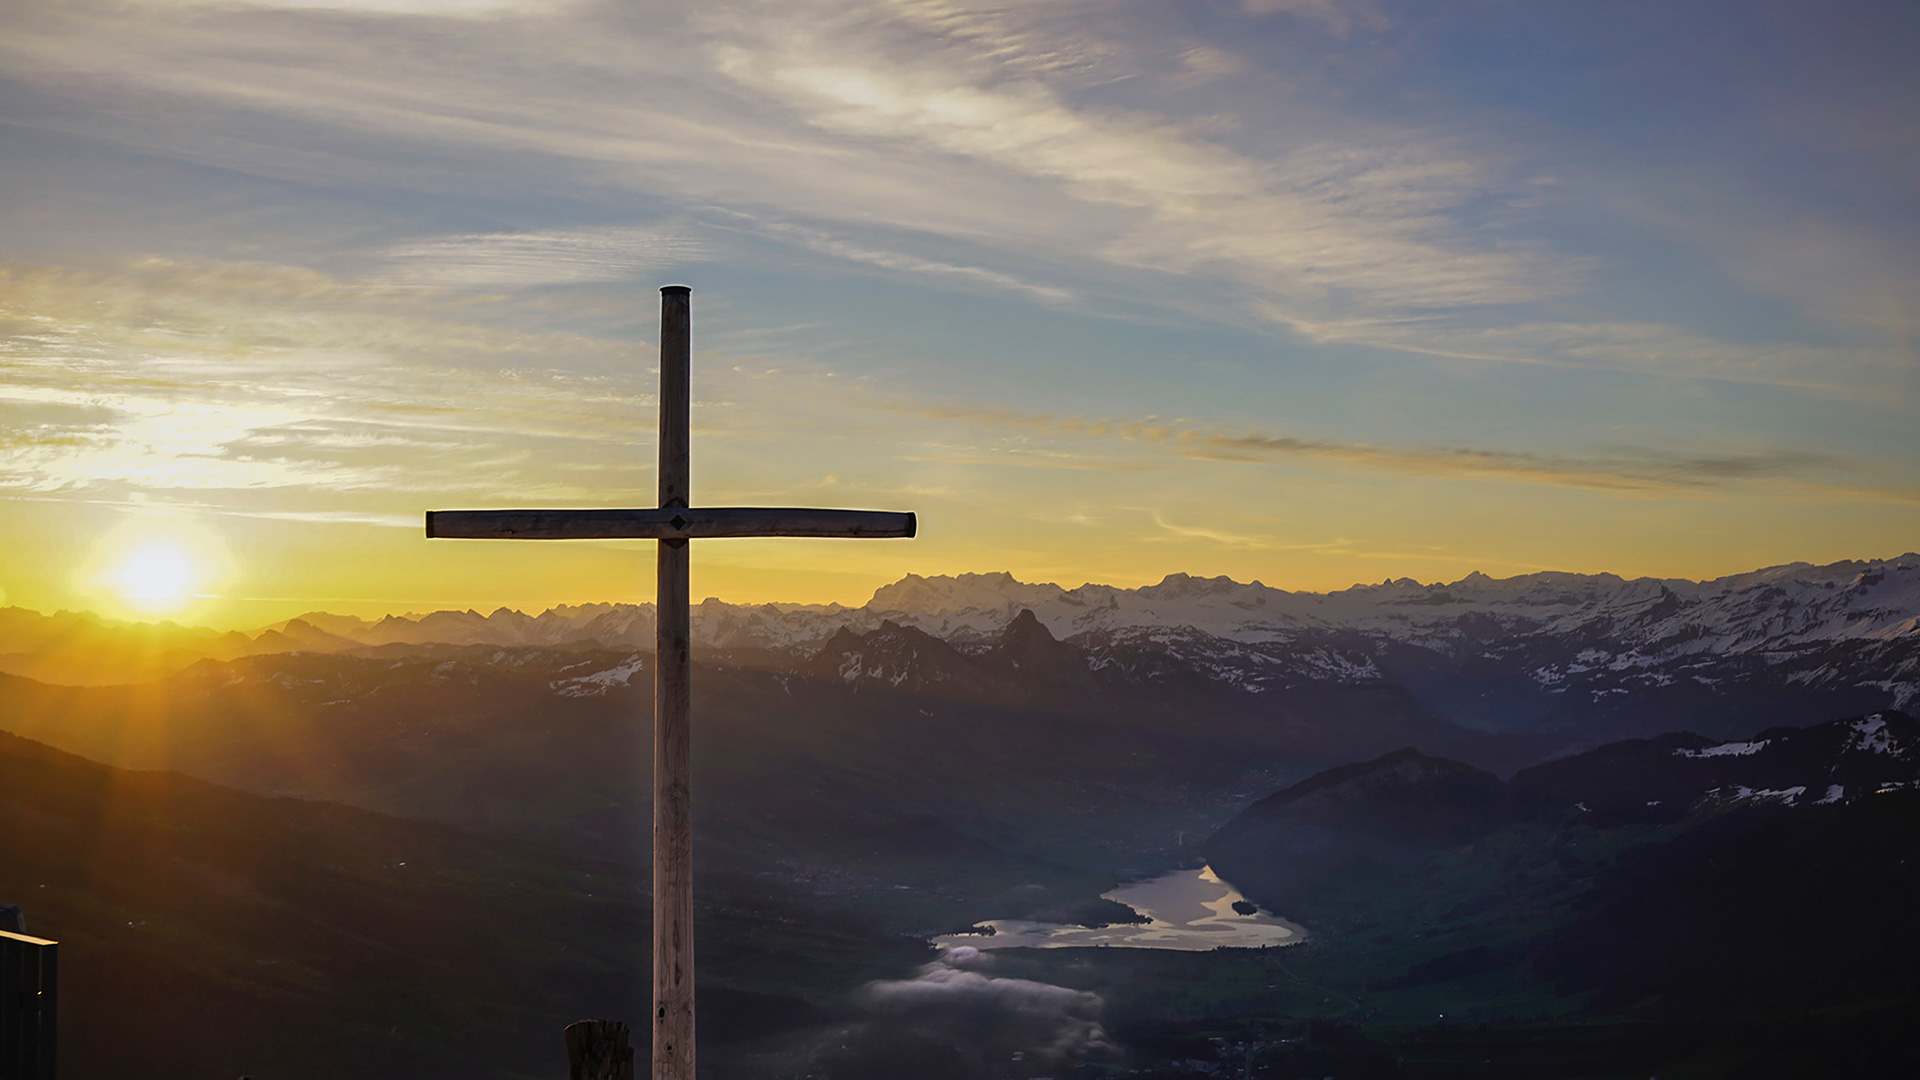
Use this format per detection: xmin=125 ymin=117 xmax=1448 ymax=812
xmin=1 ymin=557 xmax=1917 ymax=1077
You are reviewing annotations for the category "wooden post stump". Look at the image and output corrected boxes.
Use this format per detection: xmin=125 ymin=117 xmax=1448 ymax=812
xmin=565 ymin=1019 xmax=635 ymax=1080
xmin=1 ymin=927 xmax=58 ymax=1080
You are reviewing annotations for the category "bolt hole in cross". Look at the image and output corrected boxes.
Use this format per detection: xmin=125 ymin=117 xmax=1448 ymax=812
xmin=426 ymin=286 xmax=916 ymax=1080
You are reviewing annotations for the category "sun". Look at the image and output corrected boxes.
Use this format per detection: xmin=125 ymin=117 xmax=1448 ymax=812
xmin=114 ymin=544 xmax=197 ymax=610
xmin=81 ymin=516 xmax=234 ymax=622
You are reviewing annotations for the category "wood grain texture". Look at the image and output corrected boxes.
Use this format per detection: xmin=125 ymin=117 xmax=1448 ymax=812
xmin=658 ymin=286 xmax=691 ymax=513
xmin=653 ymin=537 xmax=694 ymax=1080
xmin=565 ymin=1020 xmax=636 ymax=1080
xmin=653 ymin=284 xmax=695 ymax=1080
xmin=425 ymin=507 xmax=916 ymax=540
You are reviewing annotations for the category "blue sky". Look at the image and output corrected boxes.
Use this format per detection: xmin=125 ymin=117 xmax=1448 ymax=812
xmin=0 ymin=0 xmax=1914 ymax=624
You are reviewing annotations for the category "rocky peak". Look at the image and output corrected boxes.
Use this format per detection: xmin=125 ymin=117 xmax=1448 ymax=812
xmin=986 ymin=609 xmax=1094 ymax=694
xmin=993 ymin=608 xmax=1057 ymax=654
xmin=805 ymin=619 xmax=977 ymax=692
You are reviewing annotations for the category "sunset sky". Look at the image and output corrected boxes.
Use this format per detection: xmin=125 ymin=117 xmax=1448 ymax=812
xmin=2 ymin=0 xmax=1915 ymax=628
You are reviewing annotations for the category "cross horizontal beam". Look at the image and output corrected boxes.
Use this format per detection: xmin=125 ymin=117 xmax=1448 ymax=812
xmin=425 ymin=507 xmax=916 ymax=541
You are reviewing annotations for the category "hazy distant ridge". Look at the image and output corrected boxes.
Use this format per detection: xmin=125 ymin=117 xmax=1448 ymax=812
xmin=3 ymin=556 xmax=1917 ymax=718
xmin=277 ymin=552 xmax=1920 ymax=654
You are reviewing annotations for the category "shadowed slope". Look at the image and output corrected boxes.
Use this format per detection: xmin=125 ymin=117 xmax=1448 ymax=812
xmin=0 ymin=728 xmax=905 ymax=1079
xmin=1205 ymin=748 xmax=1518 ymax=902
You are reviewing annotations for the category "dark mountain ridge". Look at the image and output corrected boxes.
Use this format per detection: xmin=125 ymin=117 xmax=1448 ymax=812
xmin=1511 ymin=709 xmax=1917 ymax=823
xmin=0 ymin=724 xmax=942 ymax=1079
xmin=1535 ymin=787 xmax=1920 ymax=1022
xmin=0 ymin=726 xmax=644 ymax=1077
xmin=809 ymin=610 xmax=1122 ymax=709
xmin=1207 ymin=710 xmax=1920 ymax=908
xmin=1204 ymin=748 xmax=1516 ymax=900
xmin=1193 ymin=712 xmax=1920 ymax=1078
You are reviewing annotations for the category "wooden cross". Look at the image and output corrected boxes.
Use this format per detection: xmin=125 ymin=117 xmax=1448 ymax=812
xmin=425 ymin=286 xmax=916 ymax=1080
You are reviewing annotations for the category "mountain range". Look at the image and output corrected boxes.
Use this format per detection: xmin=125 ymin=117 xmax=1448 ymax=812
xmin=1207 ymin=709 xmax=1920 ymax=902
xmin=8 ymin=554 xmax=1916 ymax=746
xmin=4 ymin=554 xmax=1920 ymax=1076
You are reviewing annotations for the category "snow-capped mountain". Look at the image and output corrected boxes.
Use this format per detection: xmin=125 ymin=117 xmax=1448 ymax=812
xmin=234 ymin=554 xmax=1920 ymax=735
xmin=272 ymin=554 xmax=1920 ymax=656
xmin=866 ymin=559 xmax=1920 ymax=656
xmin=8 ymin=555 xmax=1915 ymax=739
xmin=850 ymin=559 xmax=1920 ymax=727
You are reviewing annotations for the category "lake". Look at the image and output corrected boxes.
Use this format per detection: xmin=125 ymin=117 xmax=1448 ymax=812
xmin=934 ymin=865 xmax=1306 ymax=952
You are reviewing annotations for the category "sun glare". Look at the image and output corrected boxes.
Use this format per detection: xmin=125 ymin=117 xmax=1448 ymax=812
xmin=115 ymin=544 xmax=197 ymax=609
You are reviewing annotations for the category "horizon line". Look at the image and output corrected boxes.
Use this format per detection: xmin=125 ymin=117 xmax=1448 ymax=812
xmin=7 ymin=550 xmax=1917 ymax=635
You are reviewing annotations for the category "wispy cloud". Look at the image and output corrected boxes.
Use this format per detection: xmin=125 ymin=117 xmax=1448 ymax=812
xmin=1147 ymin=513 xmax=1285 ymax=548
xmin=0 ymin=1 xmax=1558 ymax=329
xmin=6 ymin=0 xmax=1903 ymax=406
xmin=1166 ymin=42 xmax=1244 ymax=89
xmin=1281 ymin=314 xmax=1911 ymax=397
xmin=882 ymin=397 xmax=1903 ymax=498
xmin=1180 ymin=429 xmax=1841 ymax=492
xmin=381 ymin=225 xmax=705 ymax=287
xmin=0 ymin=258 xmax=653 ymax=498
xmin=709 ymin=5 xmax=1555 ymax=317
xmin=709 ymin=213 xmax=1075 ymax=302
xmin=1242 ymin=0 xmax=1388 ymax=37
xmin=168 ymin=0 xmax=572 ymax=12
xmin=0 ymin=392 xmax=396 ymax=494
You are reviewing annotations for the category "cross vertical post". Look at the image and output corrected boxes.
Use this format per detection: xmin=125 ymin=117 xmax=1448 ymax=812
xmin=652 ymin=286 xmax=693 ymax=1080
xmin=424 ymin=285 xmax=916 ymax=1080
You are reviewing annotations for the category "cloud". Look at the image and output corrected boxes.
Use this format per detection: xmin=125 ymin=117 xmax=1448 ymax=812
xmin=0 ymin=0 xmax=1562 ymax=328
xmin=12 ymin=0 xmax=1901 ymax=408
xmin=380 ymin=225 xmax=705 ymax=287
xmin=1242 ymin=0 xmax=1388 ymax=37
xmin=897 ymin=448 xmax=1169 ymax=473
xmin=164 ymin=0 xmax=571 ymax=12
xmin=857 ymin=0 xmax=1125 ymax=80
xmin=860 ymin=947 xmax=1115 ymax=1066
xmin=1277 ymin=313 xmax=1909 ymax=397
xmin=1149 ymin=513 xmax=1290 ymax=548
xmin=1168 ymin=42 xmax=1244 ymax=89
xmin=1179 ymin=429 xmax=1839 ymax=491
xmin=208 ymin=507 xmax=424 ymax=528
xmin=0 ymin=258 xmax=653 ymax=499
xmin=709 ymin=212 xmax=1075 ymax=302
xmin=1 ymin=0 xmax=1911 ymax=509
xmin=1 ymin=0 xmax=1905 ymax=417
xmin=883 ymin=397 xmax=1894 ymax=497
xmin=709 ymin=7 xmax=1554 ymax=316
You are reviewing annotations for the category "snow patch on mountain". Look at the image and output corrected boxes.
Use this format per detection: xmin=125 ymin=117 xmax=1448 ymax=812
xmin=550 ymin=654 xmax=644 ymax=697
xmin=1702 ymin=784 xmax=1807 ymax=807
xmin=1847 ymin=715 xmax=1897 ymax=755
xmin=1676 ymin=740 xmax=1770 ymax=759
